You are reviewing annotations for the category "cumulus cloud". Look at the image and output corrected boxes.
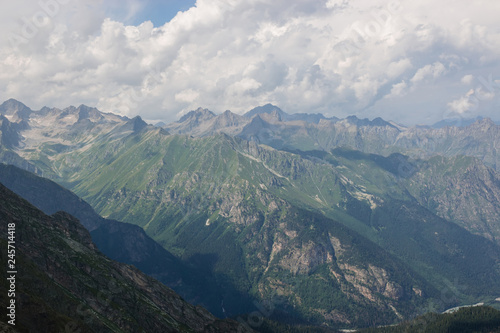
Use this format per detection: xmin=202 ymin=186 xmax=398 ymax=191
xmin=447 ymin=89 xmax=478 ymax=115
xmin=387 ymin=81 xmax=408 ymax=98
xmin=410 ymin=62 xmax=447 ymax=85
xmin=446 ymin=75 xmax=500 ymax=121
xmin=461 ymin=74 xmax=474 ymax=85
xmin=1 ymin=0 xmax=500 ymax=124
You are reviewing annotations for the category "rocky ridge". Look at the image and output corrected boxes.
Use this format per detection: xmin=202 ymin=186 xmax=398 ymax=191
xmin=164 ymin=104 xmax=500 ymax=171
xmin=2 ymin=99 xmax=500 ymax=329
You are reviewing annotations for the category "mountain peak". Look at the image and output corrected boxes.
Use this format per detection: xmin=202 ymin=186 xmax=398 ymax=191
xmin=212 ymin=109 xmax=245 ymax=127
xmin=179 ymin=107 xmax=216 ymax=123
xmin=466 ymin=117 xmax=497 ymax=132
xmin=75 ymin=104 xmax=104 ymax=122
xmin=346 ymin=115 xmax=360 ymax=123
xmin=371 ymin=116 xmax=393 ymax=127
xmin=288 ymin=112 xmax=328 ymax=124
xmin=1 ymin=98 xmax=28 ymax=108
xmin=432 ymin=116 xmax=488 ymax=129
xmin=343 ymin=115 xmax=395 ymax=128
xmin=243 ymin=103 xmax=288 ymax=119
xmin=0 ymin=99 xmax=32 ymax=119
xmin=475 ymin=117 xmax=495 ymax=125
xmin=130 ymin=115 xmax=148 ymax=132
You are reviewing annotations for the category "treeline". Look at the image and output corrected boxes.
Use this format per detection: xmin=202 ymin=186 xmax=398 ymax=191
xmin=255 ymin=318 xmax=339 ymax=332
xmin=360 ymin=306 xmax=500 ymax=332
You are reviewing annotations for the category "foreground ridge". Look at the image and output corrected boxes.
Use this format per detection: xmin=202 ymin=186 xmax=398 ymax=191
xmin=0 ymin=182 xmax=250 ymax=332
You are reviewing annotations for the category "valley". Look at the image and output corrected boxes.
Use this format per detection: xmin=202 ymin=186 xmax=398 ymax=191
xmin=2 ymin=99 xmax=500 ymax=331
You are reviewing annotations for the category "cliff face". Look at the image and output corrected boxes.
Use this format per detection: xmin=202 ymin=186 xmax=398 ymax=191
xmin=2 ymin=99 xmax=500 ymax=329
xmin=0 ymin=183 xmax=249 ymax=332
xmin=403 ymin=155 xmax=500 ymax=244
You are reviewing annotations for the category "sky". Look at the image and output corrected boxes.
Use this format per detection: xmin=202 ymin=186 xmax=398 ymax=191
xmin=1 ymin=0 xmax=500 ymax=125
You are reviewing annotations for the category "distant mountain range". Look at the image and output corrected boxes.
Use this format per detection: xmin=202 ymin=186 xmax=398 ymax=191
xmin=163 ymin=103 xmax=500 ymax=171
xmin=2 ymin=98 xmax=499 ymax=171
xmin=2 ymin=98 xmax=500 ymax=330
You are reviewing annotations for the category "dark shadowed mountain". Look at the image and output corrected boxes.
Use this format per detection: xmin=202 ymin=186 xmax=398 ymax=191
xmin=0 ymin=182 xmax=250 ymax=332
xmin=0 ymin=164 xmax=230 ymax=316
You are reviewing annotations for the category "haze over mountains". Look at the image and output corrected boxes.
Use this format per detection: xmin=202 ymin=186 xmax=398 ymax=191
xmin=164 ymin=103 xmax=500 ymax=171
xmin=2 ymin=98 xmax=500 ymax=331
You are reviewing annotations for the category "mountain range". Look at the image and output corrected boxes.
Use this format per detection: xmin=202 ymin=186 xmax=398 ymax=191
xmin=1 ymin=98 xmax=500 ymax=331
xmin=164 ymin=103 xmax=500 ymax=172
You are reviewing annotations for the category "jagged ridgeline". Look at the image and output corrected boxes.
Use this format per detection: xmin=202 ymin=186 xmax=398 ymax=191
xmin=2 ymin=99 xmax=500 ymax=329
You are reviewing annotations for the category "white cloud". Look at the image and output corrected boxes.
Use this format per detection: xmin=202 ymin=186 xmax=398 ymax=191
xmin=474 ymin=87 xmax=496 ymax=102
xmin=1 ymin=0 xmax=500 ymax=124
xmin=386 ymin=58 xmax=412 ymax=79
xmin=175 ymin=89 xmax=199 ymax=104
xmin=445 ymin=84 xmax=499 ymax=122
xmin=461 ymin=74 xmax=474 ymax=85
xmin=387 ymin=81 xmax=408 ymax=98
xmin=447 ymin=90 xmax=477 ymax=115
xmin=410 ymin=62 xmax=447 ymax=84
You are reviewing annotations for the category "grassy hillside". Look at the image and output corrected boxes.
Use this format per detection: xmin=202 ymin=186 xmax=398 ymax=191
xmin=2 ymin=122 xmax=500 ymax=329
xmin=29 ymin=129 xmax=497 ymax=327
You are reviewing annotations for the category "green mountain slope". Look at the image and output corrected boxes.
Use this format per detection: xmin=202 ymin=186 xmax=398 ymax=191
xmin=401 ymin=155 xmax=500 ymax=244
xmin=38 ymin=129 xmax=500 ymax=327
xmin=0 ymin=163 xmax=227 ymax=316
xmin=2 ymin=100 xmax=500 ymax=329
xmin=0 ymin=182 xmax=249 ymax=332
xmin=24 ymin=130 xmax=432 ymax=327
